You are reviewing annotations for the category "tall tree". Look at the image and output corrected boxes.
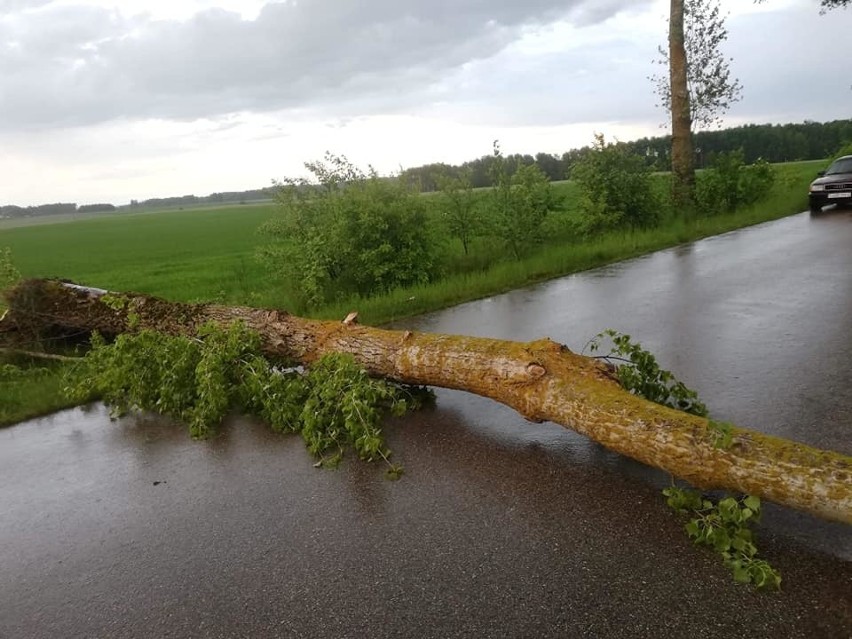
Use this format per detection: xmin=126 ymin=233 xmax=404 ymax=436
xmin=664 ymin=0 xmax=850 ymax=206
xmin=668 ymin=0 xmax=694 ymax=208
xmin=654 ymin=0 xmax=742 ymax=131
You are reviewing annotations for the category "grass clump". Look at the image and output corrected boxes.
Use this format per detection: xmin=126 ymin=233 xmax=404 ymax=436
xmin=0 ymin=356 xmax=87 ymax=427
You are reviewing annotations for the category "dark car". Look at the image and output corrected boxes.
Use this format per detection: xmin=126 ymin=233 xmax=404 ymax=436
xmin=809 ymin=155 xmax=852 ymax=213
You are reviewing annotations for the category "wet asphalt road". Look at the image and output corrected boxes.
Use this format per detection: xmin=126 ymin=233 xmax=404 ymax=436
xmin=2 ymin=209 xmax=852 ymax=638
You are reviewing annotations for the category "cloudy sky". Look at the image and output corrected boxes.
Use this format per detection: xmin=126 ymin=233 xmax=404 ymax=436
xmin=0 ymin=0 xmax=849 ymax=205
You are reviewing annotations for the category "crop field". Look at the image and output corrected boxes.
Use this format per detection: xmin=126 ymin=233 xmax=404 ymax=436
xmin=0 ymin=203 xmax=278 ymax=304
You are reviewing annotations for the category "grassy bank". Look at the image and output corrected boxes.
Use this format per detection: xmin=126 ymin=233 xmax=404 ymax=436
xmin=0 ymin=357 xmax=86 ymax=427
xmin=0 ymin=160 xmax=822 ymax=427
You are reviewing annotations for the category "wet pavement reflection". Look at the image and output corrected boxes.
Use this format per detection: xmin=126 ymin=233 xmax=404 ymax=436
xmin=2 ymin=210 xmax=851 ymax=638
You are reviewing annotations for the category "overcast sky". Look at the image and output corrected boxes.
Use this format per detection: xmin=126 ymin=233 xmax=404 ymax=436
xmin=0 ymin=0 xmax=849 ymax=205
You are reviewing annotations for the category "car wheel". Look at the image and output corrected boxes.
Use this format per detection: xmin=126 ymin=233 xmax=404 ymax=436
xmin=810 ymin=202 xmax=823 ymax=214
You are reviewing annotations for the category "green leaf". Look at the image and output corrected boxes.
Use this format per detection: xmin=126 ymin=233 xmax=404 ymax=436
xmin=661 ymin=484 xmax=779 ymax=591
xmin=733 ymin=567 xmax=751 ymax=584
xmin=743 ymin=496 xmax=761 ymax=511
xmin=713 ymin=529 xmax=732 ymax=553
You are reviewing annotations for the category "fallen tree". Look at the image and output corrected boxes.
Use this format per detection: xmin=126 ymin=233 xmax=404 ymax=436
xmin=2 ymin=278 xmax=850 ymax=524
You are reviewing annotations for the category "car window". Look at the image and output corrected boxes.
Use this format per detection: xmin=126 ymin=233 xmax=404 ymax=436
xmin=826 ymin=158 xmax=852 ymax=175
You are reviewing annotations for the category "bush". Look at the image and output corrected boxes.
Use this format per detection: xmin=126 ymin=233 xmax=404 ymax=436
xmin=437 ymin=168 xmax=482 ymax=256
xmin=695 ymin=150 xmax=775 ymax=216
xmin=259 ymin=154 xmax=438 ymax=309
xmin=572 ymin=134 xmax=660 ymax=233
xmin=738 ymin=159 xmax=775 ymax=206
xmin=832 ymin=142 xmax=852 ymax=160
xmin=489 ymin=145 xmax=559 ymax=259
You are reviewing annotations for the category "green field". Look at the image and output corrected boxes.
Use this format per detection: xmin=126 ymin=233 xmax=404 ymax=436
xmin=0 ymin=160 xmax=822 ymax=323
xmin=1 ymin=203 xmax=278 ymax=305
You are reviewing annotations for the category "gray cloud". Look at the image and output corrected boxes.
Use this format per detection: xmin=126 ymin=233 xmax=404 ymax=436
xmin=0 ymin=0 xmax=52 ymax=12
xmin=418 ymin=37 xmax=661 ymax=128
xmin=0 ymin=0 xmax=648 ymax=130
xmin=419 ymin=1 xmax=852 ymax=130
xmin=723 ymin=6 xmax=852 ymax=124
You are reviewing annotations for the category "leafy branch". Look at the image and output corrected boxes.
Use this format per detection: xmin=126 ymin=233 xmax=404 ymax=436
xmin=586 ymin=329 xmax=708 ymax=417
xmin=664 ymin=487 xmax=781 ymax=590
xmin=587 ymin=329 xmax=779 ymax=589
xmin=64 ymin=323 xmax=432 ymax=476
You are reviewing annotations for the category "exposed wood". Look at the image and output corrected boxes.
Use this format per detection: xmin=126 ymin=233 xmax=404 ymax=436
xmin=2 ymin=279 xmax=851 ymax=524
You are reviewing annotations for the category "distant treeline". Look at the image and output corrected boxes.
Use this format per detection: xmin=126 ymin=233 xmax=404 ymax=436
xmin=0 ymin=202 xmax=117 ymax=219
xmin=120 ymin=188 xmax=275 ymax=211
xmin=400 ymin=119 xmax=852 ymax=191
xmin=0 ymin=188 xmax=274 ymax=219
xmin=3 ymin=120 xmax=849 ymax=213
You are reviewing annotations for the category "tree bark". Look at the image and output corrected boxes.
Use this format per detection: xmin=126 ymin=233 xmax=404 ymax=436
xmin=2 ymin=279 xmax=851 ymax=524
xmin=669 ymin=0 xmax=695 ymax=207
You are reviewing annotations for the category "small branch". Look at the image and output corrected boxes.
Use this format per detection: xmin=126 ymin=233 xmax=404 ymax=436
xmin=0 ymin=308 xmax=12 ymax=332
xmin=591 ymin=354 xmax=634 ymax=365
xmin=0 ymin=347 xmax=81 ymax=362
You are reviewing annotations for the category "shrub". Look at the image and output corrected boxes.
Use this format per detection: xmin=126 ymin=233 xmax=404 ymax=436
xmin=259 ymin=154 xmax=437 ymax=309
xmin=437 ymin=168 xmax=482 ymax=256
xmin=0 ymin=248 xmax=22 ymax=312
xmin=489 ymin=144 xmax=559 ymax=259
xmin=572 ymin=134 xmax=660 ymax=233
xmin=832 ymin=142 xmax=852 ymax=160
xmin=738 ymin=158 xmax=775 ymax=206
xmin=695 ymin=150 xmax=775 ymax=216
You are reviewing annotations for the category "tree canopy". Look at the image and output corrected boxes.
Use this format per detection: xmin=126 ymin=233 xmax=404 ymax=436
xmin=653 ymin=0 xmax=742 ymax=131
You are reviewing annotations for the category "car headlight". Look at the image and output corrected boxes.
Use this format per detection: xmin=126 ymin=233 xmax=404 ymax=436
xmin=810 ymin=184 xmax=825 ymax=192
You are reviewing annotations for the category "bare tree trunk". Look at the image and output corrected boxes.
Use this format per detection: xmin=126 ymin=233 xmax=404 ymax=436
xmin=670 ymin=0 xmax=695 ymax=208
xmin=2 ymin=279 xmax=851 ymax=524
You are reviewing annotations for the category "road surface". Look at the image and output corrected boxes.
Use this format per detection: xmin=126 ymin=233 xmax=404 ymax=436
xmin=1 ymin=209 xmax=851 ymax=638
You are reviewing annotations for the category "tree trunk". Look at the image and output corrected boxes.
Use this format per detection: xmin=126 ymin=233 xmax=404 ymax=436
xmin=2 ymin=279 xmax=851 ymax=524
xmin=669 ymin=0 xmax=695 ymax=207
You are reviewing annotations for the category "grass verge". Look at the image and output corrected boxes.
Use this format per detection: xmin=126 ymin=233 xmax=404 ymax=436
xmin=0 ymin=357 xmax=86 ymax=428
